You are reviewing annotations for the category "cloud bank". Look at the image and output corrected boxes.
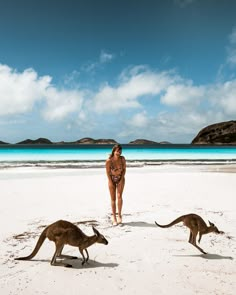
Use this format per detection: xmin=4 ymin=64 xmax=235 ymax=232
xmin=0 ymin=55 xmax=236 ymax=142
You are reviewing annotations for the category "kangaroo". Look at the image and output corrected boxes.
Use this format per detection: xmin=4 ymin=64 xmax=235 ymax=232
xmin=15 ymin=220 xmax=108 ymax=267
xmin=155 ymin=213 xmax=222 ymax=254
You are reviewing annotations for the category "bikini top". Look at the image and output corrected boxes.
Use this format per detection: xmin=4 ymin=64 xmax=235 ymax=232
xmin=110 ymin=156 xmax=123 ymax=174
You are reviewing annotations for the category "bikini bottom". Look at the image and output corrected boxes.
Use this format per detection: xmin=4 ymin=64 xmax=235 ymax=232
xmin=111 ymin=175 xmax=121 ymax=184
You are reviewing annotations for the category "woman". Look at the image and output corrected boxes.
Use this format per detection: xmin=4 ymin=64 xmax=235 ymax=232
xmin=106 ymin=144 xmax=126 ymax=226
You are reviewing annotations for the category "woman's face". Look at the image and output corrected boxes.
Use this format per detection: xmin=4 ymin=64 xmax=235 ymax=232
xmin=114 ymin=148 xmax=122 ymax=157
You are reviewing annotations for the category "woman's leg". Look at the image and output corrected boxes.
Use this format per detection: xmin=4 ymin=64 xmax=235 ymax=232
xmin=108 ymin=181 xmax=117 ymax=224
xmin=117 ymin=178 xmax=125 ymax=222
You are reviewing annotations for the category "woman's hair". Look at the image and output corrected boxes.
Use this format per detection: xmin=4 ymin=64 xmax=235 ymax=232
xmin=109 ymin=144 xmax=122 ymax=158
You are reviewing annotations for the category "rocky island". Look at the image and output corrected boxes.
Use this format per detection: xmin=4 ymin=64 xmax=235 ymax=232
xmin=17 ymin=138 xmax=53 ymax=144
xmin=129 ymin=139 xmax=166 ymax=144
xmin=74 ymin=138 xmax=117 ymax=144
xmin=192 ymin=120 xmax=236 ymax=145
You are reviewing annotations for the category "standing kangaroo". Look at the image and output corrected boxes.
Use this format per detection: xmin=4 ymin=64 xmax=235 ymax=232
xmin=155 ymin=213 xmax=222 ymax=254
xmin=15 ymin=220 xmax=108 ymax=267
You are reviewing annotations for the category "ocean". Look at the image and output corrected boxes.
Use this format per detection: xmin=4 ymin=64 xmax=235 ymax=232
xmin=0 ymin=144 xmax=236 ymax=169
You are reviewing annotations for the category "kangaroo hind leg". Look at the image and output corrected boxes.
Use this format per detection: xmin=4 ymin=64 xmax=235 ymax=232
xmin=57 ymin=245 xmax=78 ymax=260
xmin=188 ymin=231 xmax=193 ymax=243
xmin=51 ymin=243 xmax=72 ymax=267
xmin=189 ymin=230 xmax=207 ymax=255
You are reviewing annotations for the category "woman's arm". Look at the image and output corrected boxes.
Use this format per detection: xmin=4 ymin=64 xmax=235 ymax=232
xmin=121 ymin=156 xmax=126 ymax=179
xmin=105 ymin=159 xmax=112 ymax=182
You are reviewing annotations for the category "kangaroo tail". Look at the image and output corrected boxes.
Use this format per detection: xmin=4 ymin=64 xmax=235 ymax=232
xmin=15 ymin=227 xmax=48 ymax=261
xmin=155 ymin=215 xmax=185 ymax=228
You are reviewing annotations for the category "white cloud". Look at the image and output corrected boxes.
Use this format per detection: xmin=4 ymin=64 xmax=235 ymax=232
xmin=209 ymin=80 xmax=236 ymax=115
xmin=82 ymin=50 xmax=115 ymax=73
xmin=129 ymin=112 xmax=148 ymax=128
xmin=100 ymin=50 xmax=114 ymax=63
xmin=92 ymin=83 xmax=141 ymax=112
xmin=0 ymin=64 xmax=51 ymax=115
xmin=0 ymin=64 xmax=84 ymax=121
xmin=63 ymin=70 xmax=80 ymax=87
xmin=161 ymin=83 xmax=205 ymax=107
xmin=42 ymin=87 xmax=84 ymax=121
xmin=92 ymin=67 xmax=177 ymax=113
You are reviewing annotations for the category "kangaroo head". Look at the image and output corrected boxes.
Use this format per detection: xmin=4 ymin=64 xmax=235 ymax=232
xmin=92 ymin=226 xmax=108 ymax=245
xmin=208 ymin=220 xmax=220 ymax=233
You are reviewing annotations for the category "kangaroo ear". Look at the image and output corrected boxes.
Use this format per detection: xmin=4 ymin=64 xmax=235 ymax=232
xmin=208 ymin=220 xmax=214 ymax=226
xmin=92 ymin=226 xmax=99 ymax=236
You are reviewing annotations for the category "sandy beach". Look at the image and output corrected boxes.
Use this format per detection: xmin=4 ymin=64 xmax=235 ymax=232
xmin=0 ymin=165 xmax=235 ymax=295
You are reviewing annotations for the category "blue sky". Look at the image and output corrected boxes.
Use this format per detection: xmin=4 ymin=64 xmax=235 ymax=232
xmin=0 ymin=0 xmax=236 ymax=143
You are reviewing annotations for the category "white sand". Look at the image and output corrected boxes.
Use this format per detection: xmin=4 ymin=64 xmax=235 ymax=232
xmin=0 ymin=165 xmax=235 ymax=295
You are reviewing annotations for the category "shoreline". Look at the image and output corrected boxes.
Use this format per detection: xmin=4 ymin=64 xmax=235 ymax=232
xmin=1 ymin=159 xmax=236 ymax=171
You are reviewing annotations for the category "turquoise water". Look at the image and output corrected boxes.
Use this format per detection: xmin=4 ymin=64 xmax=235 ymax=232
xmin=0 ymin=145 xmax=236 ymax=168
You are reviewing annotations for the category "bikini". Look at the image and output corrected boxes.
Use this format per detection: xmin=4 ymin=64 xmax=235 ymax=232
xmin=110 ymin=157 xmax=123 ymax=184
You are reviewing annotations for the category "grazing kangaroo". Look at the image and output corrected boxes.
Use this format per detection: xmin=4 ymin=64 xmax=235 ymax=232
xmin=155 ymin=213 xmax=222 ymax=254
xmin=15 ymin=220 xmax=108 ymax=267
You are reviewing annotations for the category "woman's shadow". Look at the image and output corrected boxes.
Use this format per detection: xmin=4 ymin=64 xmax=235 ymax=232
xmin=124 ymin=221 xmax=157 ymax=228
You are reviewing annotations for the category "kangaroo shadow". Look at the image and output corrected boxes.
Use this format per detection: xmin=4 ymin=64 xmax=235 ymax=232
xmin=124 ymin=221 xmax=157 ymax=228
xmin=71 ymin=259 xmax=119 ymax=269
xmin=22 ymin=258 xmax=119 ymax=269
xmin=173 ymin=253 xmax=234 ymax=260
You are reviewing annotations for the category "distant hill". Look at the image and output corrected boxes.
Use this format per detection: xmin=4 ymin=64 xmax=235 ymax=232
xmin=192 ymin=120 xmax=236 ymax=145
xmin=75 ymin=138 xmax=118 ymax=144
xmin=17 ymin=138 xmax=53 ymax=144
xmin=129 ymin=139 xmax=171 ymax=144
xmin=0 ymin=140 xmax=9 ymax=144
xmin=129 ymin=139 xmax=159 ymax=144
xmin=75 ymin=137 xmax=96 ymax=144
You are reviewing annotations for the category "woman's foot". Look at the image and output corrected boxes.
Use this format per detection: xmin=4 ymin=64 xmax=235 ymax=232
xmin=117 ymin=215 xmax=122 ymax=224
xmin=111 ymin=215 xmax=118 ymax=226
